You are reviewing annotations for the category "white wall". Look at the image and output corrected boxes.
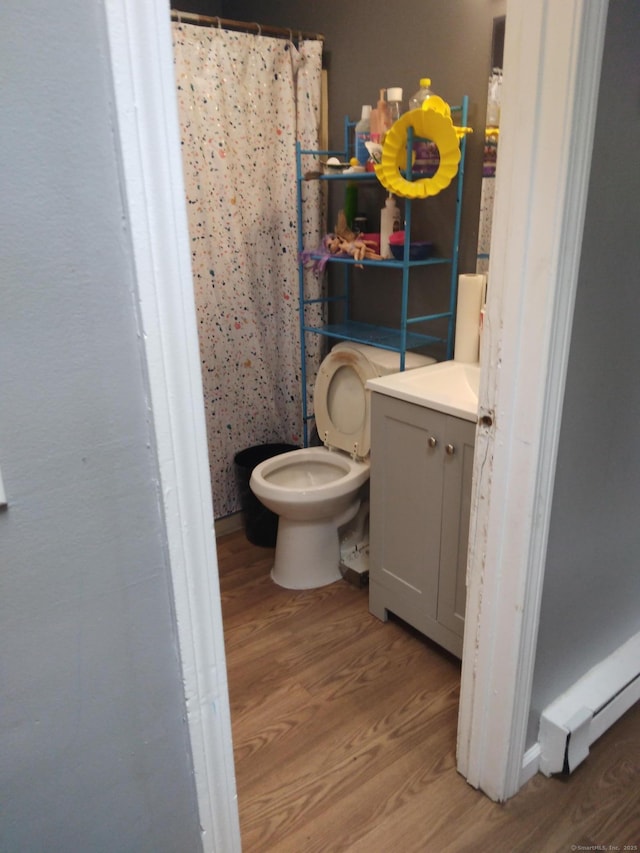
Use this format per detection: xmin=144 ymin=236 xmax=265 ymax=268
xmin=0 ymin=2 xmax=201 ymax=849
xmin=528 ymin=0 xmax=640 ymax=742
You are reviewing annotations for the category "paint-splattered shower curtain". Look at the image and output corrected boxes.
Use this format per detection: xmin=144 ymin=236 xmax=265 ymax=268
xmin=172 ymin=24 xmax=324 ymax=517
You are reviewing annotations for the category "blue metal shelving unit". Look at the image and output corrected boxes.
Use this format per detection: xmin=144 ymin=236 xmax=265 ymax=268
xmin=296 ymin=96 xmax=469 ymax=447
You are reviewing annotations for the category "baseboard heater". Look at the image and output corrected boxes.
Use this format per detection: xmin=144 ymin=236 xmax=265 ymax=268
xmin=538 ymin=630 xmax=640 ymax=776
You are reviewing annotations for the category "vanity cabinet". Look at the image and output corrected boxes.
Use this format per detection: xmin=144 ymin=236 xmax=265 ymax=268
xmin=368 ymin=391 xmax=475 ymax=658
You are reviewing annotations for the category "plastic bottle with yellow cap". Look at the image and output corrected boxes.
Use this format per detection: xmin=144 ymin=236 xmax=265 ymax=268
xmin=408 ymin=78 xmax=437 ymax=176
xmin=408 ymin=78 xmax=435 ymax=111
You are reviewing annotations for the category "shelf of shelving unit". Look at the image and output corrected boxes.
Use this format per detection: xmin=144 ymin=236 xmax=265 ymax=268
xmin=304 ymin=320 xmax=446 ymax=351
xmin=296 ymin=97 xmax=469 ymax=446
xmin=306 ymin=253 xmax=452 ymax=270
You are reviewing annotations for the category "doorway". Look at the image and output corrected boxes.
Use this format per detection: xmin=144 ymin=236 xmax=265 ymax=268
xmin=104 ymin=0 xmax=610 ymax=844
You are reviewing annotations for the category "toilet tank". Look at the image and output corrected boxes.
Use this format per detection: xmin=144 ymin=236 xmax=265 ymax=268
xmin=332 ymin=342 xmax=435 ymax=377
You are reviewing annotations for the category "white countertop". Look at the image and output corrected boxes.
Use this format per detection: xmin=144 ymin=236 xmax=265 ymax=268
xmin=367 ymin=360 xmax=480 ymax=422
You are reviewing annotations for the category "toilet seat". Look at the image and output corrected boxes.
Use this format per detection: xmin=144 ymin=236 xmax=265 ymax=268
xmin=314 ymin=345 xmax=377 ymax=458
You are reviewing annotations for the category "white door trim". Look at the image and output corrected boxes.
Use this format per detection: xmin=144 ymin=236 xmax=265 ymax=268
xmin=104 ymin=2 xmax=241 ymax=850
xmin=457 ymin=0 xmax=609 ymax=800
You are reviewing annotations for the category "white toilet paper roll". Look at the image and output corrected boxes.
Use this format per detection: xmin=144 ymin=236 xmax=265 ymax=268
xmin=454 ymin=274 xmax=486 ymax=364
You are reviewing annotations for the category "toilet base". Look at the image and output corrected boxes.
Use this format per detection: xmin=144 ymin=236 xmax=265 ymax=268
xmin=271 ymin=516 xmax=342 ymax=589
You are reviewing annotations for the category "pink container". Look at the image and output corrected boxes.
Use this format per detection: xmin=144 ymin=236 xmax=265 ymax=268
xmin=360 ymin=232 xmax=381 ymax=254
xmin=388 ymin=230 xmax=406 ymax=245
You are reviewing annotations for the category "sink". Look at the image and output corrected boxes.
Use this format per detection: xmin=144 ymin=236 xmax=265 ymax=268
xmin=366 ymin=360 xmax=480 ymax=421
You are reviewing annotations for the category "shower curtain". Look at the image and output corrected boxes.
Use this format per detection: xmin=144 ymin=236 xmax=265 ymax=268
xmin=172 ymin=24 xmax=324 ymax=517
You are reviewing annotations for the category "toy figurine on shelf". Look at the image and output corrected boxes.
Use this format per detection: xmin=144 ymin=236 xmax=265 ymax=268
xmin=324 ymin=211 xmax=382 ymax=266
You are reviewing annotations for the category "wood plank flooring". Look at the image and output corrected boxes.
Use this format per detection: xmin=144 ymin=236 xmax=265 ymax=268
xmin=218 ymin=530 xmax=640 ymax=852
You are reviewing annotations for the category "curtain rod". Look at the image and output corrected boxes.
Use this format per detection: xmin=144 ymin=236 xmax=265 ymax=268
xmin=170 ymin=9 xmax=324 ymax=42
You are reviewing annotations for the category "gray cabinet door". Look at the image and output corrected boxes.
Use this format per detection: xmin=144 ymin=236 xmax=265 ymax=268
xmin=369 ymin=394 xmax=444 ymax=633
xmin=437 ymin=415 xmax=476 ymax=637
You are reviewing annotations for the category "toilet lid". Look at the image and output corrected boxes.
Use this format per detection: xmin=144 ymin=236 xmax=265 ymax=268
xmin=314 ymin=346 xmax=377 ymax=458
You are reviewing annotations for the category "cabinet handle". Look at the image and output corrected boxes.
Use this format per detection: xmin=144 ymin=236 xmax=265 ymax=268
xmin=445 ymin=443 xmax=455 ymax=456
xmin=428 ymin=436 xmax=438 ymax=448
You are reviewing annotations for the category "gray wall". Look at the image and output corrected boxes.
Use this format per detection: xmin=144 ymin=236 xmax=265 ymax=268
xmin=528 ymin=0 xmax=640 ymax=743
xmin=1 ymin=2 xmax=201 ymax=850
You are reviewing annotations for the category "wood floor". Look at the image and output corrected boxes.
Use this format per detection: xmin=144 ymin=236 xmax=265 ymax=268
xmin=218 ymin=530 xmax=640 ymax=852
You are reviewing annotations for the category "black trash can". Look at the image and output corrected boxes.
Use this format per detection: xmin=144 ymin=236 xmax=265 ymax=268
xmin=234 ymin=443 xmax=298 ymax=547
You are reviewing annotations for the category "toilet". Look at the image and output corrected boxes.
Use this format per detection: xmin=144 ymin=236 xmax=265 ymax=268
xmin=249 ymin=342 xmax=434 ymax=589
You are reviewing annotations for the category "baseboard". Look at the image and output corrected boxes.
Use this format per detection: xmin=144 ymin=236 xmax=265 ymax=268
xmin=519 ymin=743 xmax=541 ymax=788
xmin=215 ymin=511 xmax=244 ymax=539
xmin=538 ymin=630 xmax=640 ymax=776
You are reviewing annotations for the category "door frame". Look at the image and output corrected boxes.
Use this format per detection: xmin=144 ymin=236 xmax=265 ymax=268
xmin=104 ymin=3 xmax=609 ymax=851
xmin=457 ymin=0 xmax=608 ymax=799
xmin=104 ymin=2 xmax=242 ymax=849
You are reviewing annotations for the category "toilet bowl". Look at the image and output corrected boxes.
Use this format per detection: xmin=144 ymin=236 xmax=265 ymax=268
xmin=250 ymin=343 xmax=435 ymax=589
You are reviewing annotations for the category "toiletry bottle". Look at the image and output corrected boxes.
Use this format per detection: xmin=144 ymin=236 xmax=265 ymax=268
xmin=408 ymin=77 xmax=435 ymax=111
xmin=353 ymin=214 xmax=368 ymax=234
xmin=386 ymin=87 xmax=403 ymax=125
xmin=344 ymin=182 xmax=358 ymax=231
xmin=486 ymin=68 xmax=502 ymax=128
xmin=370 ymin=88 xmax=391 ymax=143
xmin=408 ymin=78 xmax=436 ymax=176
xmin=354 ymin=105 xmax=372 ymax=166
xmin=380 ymin=194 xmax=401 ymax=259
